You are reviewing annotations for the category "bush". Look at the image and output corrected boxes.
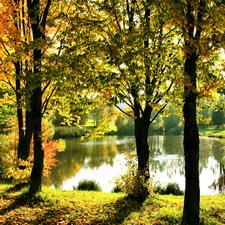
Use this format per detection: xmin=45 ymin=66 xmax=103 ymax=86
xmin=114 ymin=152 xmax=154 ymax=200
xmin=115 ymin=116 xmax=134 ymax=135
xmin=111 ymin=185 xmax=123 ymax=193
xmin=53 ymin=126 xmax=88 ymax=138
xmin=74 ymin=179 xmax=102 ymax=191
xmin=154 ymin=182 xmax=184 ymax=195
xmin=0 ymin=121 xmax=62 ymax=184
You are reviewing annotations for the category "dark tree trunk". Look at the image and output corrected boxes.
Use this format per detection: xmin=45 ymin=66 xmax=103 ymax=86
xmin=27 ymin=0 xmax=52 ymax=195
xmin=182 ymin=56 xmax=200 ymax=224
xmin=181 ymin=1 xmax=206 ymax=224
xmin=135 ymin=117 xmax=150 ymax=178
xmin=17 ymin=108 xmax=33 ymax=162
xmin=29 ymin=50 xmax=44 ymax=195
xmin=13 ymin=3 xmax=33 ymax=163
xmin=134 ymin=116 xmax=150 ymax=200
xmin=15 ymin=61 xmax=32 ymax=162
xmin=132 ymin=82 xmax=152 ymax=200
xmin=15 ymin=61 xmax=26 ymax=160
xmin=29 ymin=85 xmax=43 ymax=195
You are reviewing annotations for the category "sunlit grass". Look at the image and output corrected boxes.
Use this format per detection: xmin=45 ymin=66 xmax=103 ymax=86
xmin=0 ymin=184 xmax=224 ymax=224
xmin=199 ymin=126 xmax=225 ymax=138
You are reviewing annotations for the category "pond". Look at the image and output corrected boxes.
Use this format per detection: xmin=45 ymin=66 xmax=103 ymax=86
xmin=44 ymin=135 xmax=225 ymax=195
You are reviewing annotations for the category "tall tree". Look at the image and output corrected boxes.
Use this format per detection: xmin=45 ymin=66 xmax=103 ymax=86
xmin=26 ymin=0 xmax=51 ymax=195
xmin=181 ymin=1 xmax=203 ymax=222
xmin=0 ymin=0 xmax=72 ymax=194
xmin=168 ymin=0 xmax=225 ymax=224
xmin=0 ymin=0 xmax=33 ymax=161
xmin=94 ymin=0 xmax=182 ymax=199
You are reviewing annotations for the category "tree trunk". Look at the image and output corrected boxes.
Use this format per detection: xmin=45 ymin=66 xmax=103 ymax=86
xmin=13 ymin=4 xmax=33 ymax=163
xmin=135 ymin=117 xmax=150 ymax=178
xmin=133 ymin=96 xmax=152 ymax=200
xmin=15 ymin=61 xmax=29 ymax=161
xmin=182 ymin=50 xmax=200 ymax=225
xmin=27 ymin=0 xmax=51 ymax=196
xmin=17 ymin=107 xmax=33 ymax=162
xmin=29 ymin=85 xmax=43 ymax=195
xmin=181 ymin=1 xmax=206 ymax=223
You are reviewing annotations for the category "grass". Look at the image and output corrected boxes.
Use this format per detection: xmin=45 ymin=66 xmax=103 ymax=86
xmin=199 ymin=126 xmax=225 ymax=138
xmin=0 ymin=184 xmax=224 ymax=224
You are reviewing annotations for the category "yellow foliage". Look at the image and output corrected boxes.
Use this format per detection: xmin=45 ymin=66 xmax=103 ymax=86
xmin=0 ymin=120 xmax=64 ymax=183
xmin=114 ymin=153 xmax=154 ymax=198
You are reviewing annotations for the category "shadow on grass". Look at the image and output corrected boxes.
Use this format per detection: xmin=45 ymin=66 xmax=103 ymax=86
xmin=2 ymin=182 xmax=29 ymax=194
xmin=0 ymin=184 xmax=49 ymax=216
xmin=91 ymin=196 xmax=144 ymax=225
xmin=0 ymin=185 xmax=72 ymax=225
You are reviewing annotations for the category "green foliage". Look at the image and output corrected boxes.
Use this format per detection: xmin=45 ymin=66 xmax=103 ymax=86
xmin=199 ymin=126 xmax=225 ymax=138
xmin=0 ymin=88 xmax=16 ymax=134
xmin=163 ymin=114 xmax=182 ymax=135
xmin=52 ymin=109 xmax=88 ymax=127
xmin=154 ymin=182 xmax=184 ymax=196
xmin=74 ymin=179 xmax=102 ymax=192
xmin=111 ymin=185 xmax=123 ymax=193
xmin=53 ymin=126 xmax=89 ymax=138
xmin=212 ymin=109 xmax=225 ymax=126
xmin=115 ymin=116 xmax=134 ymax=135
xmin=114 ymin=152 xmax=154 ymax=199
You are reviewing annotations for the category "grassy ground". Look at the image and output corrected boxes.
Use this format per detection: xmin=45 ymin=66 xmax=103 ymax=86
xmin=199 ymin=126 xmax=225 ymax=138
xmin=0 ymin=184 xmax=224 ymax=225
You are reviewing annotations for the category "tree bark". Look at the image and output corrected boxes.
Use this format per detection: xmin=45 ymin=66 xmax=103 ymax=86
xmin=182 ymin=54 xmax=200 ymax=225
xmin=15 ymin=61 xmax=32 ymax=162
xmin=135 ymin=116 xmax=151 ymax=176
xmin=27 ymin=0 xmax=52 ymax=195
xmin=132 ymin=84 xmax=152 ymax=200
xmin=29 ymin=85 xmax=43 ymax=195
xmin=181 ymin=1 xmax=206 ymax=223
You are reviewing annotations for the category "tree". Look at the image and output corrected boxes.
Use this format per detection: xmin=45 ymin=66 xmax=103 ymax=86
xmin=0 ymin=0 xmax=73 ymax=195
xmin=0 ymin=0 xmax=32 ymax=161
xmin=26 ymin=0 xmax=51 ymax=195
xmin=212 ymin=108 xmax=225 ymax=126
xmin=93 ymin=0 xmax=182 ymax=199
xmin=168 ymin=0 xmax=225 ymax=224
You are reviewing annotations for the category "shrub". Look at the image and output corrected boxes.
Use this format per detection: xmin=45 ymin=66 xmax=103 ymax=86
xmin=53 ymin=126 xmax=88 ymax=138
xmin=0 ymin=120 xmax=64 ymax=184
xmin=111 ymin=185 xmax=123 ymax=193
xmin=74 ymin=179 xmax=102 ymax=191
xmin=154 ymin=182 xmax=184 ymax=195
xmin=114 ymin=152 xmax=154 ymax=199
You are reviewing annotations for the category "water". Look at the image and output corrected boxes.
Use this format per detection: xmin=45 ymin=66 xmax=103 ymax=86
xmin=44 ymin=135 xmax=225 ymax=195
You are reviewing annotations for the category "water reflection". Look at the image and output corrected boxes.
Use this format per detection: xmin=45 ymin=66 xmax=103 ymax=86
xmin=44 ymin=135 xmax=225 ymax=195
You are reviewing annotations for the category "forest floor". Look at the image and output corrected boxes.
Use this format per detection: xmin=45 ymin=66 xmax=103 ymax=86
xmin=0 ymin=184 xmax=224 ymax=225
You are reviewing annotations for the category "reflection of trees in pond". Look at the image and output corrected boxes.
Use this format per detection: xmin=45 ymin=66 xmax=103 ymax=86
xmin=199 ymin=137 xmax=214 ymax=170
xmin=210 ymin=139 xmax=225 ymax=192
xmin=149 ymin=136 xmax=184 ymax=178
xmin=199 ymin=138 xmax=225 ymax=175
xmin=82 ymin=142 xmax=118 ymax=169
xmin=150 ymin=158 xmax=185 ymax=178
xmin=162 ymin=136 xmax=183 ymax=155
xmin=218 ymin=163 xmax=225 ymax=193
xmin=45 ymin=137 xmax=120 ymax=188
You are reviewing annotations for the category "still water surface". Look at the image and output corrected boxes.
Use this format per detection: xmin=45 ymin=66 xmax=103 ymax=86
xmin=44 ymin=135 xmax=225 ymax=195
